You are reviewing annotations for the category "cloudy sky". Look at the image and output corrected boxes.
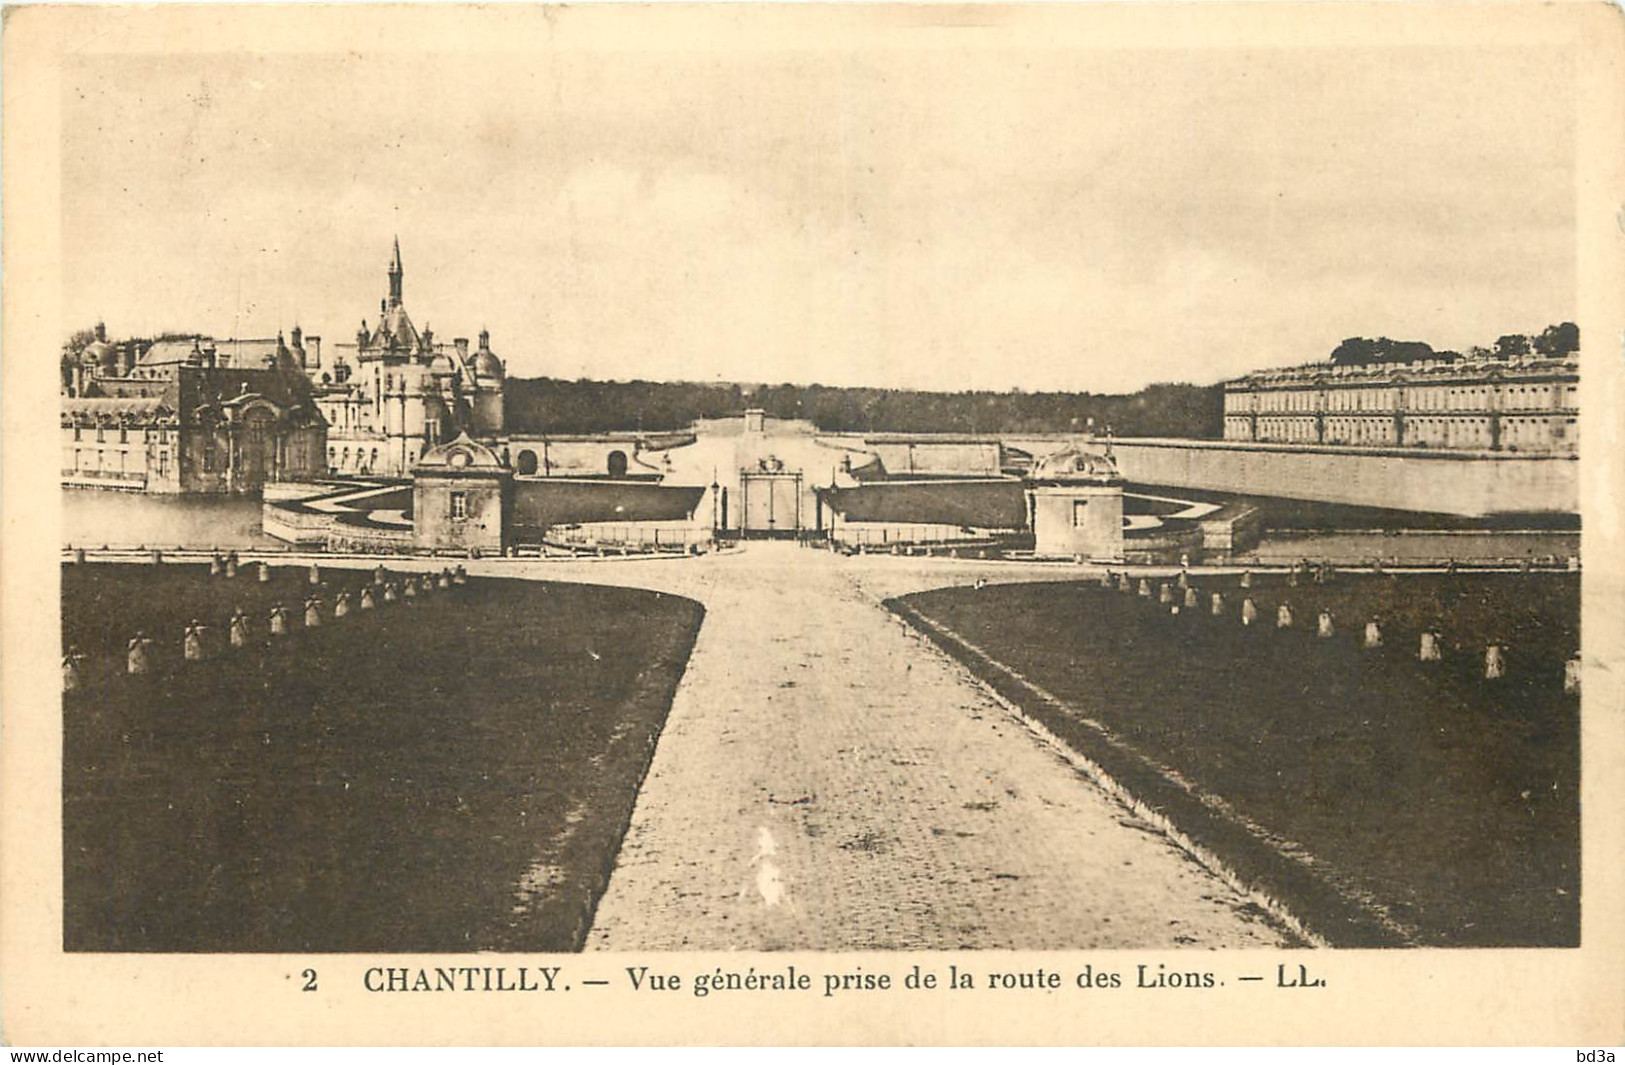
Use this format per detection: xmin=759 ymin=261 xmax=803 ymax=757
xmin=61 ymin=32 xmax=1575 ymax=392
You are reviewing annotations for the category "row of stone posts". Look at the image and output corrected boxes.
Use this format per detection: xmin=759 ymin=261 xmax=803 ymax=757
xmin=66 ymin=563 xmax=472 ymax=691
xmin=1098 ymin=568 xmax=1580 ymax=691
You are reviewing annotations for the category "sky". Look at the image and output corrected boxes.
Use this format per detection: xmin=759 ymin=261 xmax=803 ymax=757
xmin=60 ymin=37 xmax=1576 ymax=393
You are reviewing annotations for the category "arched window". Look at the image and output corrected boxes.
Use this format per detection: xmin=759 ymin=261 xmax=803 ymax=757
xmin=607 ymin=450 xmax=628 ymax=478
xmin=516 ymin=449 xmax=539 ymax=475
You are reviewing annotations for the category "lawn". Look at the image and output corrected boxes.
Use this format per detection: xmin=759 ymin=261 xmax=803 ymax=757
xmin=890 ymin=572 xmax=1579 ymax=947
xmin=62 ymin=562 xmax=704 ymax=952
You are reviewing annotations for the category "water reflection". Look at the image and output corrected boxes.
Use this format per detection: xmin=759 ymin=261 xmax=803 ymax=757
xmin=63 ymin=489 xmax=279 ymax=549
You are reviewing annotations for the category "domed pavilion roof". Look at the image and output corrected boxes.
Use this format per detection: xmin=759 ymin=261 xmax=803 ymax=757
xmin=1028 ymin=443 xmax=1122 ymax=485
xmin=413 ymin=431 xmax=507 ymax=474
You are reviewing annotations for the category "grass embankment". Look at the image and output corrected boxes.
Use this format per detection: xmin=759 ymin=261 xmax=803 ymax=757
xmin=890 ymin=573 xmax=1578 ymax=947
xmin=63 ymin=563 xmax=703 ymax=952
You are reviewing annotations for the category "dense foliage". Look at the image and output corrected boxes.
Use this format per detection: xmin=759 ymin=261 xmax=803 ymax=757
xmin=1328 ymin=322 xmax=1579 ymax=367
xmin=506 ymin=377 xmax=1225 ymax=437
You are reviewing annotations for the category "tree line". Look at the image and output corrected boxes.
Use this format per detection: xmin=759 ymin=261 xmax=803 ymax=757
xmin=1329 ymin=322 xmax=1579 ymax=367
xmin=504 ymin=377 xmax=1225 ymax=437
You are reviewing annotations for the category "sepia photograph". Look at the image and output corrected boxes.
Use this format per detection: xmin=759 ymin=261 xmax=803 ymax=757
xmin=6 ymin=0 xmax=1625 ymax=1048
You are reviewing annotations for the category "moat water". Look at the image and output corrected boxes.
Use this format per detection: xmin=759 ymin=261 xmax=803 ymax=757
xmin=63 ymin=489 xmax=281 ymax=550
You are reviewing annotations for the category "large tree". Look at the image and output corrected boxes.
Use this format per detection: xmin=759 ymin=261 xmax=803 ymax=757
xmin=1533 ymin=321 xmax=1580 ymax=357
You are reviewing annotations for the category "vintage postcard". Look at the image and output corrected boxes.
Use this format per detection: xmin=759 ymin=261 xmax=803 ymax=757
xmin=3 ymin=1 xmax=1623 ymax=1047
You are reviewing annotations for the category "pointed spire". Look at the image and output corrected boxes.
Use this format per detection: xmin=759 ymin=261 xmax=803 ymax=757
xmin=387 ymin=236 xmax=404 ymax=307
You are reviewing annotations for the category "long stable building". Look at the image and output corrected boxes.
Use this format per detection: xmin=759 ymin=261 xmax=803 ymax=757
xmin=1222 ymin=352 xmax=1579 ymax=453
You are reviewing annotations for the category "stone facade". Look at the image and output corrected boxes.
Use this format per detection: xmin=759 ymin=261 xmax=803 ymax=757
xmin=312 ymin=239 xmax=506 ymax=477
xmin=1223 ymin=353 xmax=1579 ymax=453
xmin=61 ymin=328 xmax=327 ymax=494
xmin=1025 ymin=444 xmax=1126 ymax=561
xmin=412 ymin=432 xmax=512 ymax=554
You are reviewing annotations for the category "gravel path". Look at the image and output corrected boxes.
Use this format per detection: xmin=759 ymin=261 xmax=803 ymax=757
xmin=573 ymin=544 xmax=1289 ymax=950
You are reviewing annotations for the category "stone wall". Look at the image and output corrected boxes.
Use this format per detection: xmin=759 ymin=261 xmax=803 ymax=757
xmin=1111 ymin=439 xmax=1577 ymax=517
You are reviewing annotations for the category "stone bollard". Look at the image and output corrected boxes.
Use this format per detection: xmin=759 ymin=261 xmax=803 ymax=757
xmin=360 ymin=586 xmax=377 ymax=611
xmin=1317 ymin=611 xmax=1335 ymax=639
xmin=1159 ymin=583 xmax=1174 ymax=605
xmin=1241 ymin=597 xmax=1258 ymax=626
xmin=73 ymin=547 xmax=87 ymax=565
xmin=269 ymin=605 xmax=288 ymax=637
xmin=1138 ymin=579 xmax=1152 ymax=598
xmin=309 ymin=563 xmax=321 ymax=586
xmin=1277 ymin=603 xmax=1293 ymax=629
xmin=259 ymin=561 xmax=271 ymax=583
xmin=1564 ymin=655 xmax=1581 ymax=694
xmin=1183 ymin=586 xmax=1199 ymax=609
xmin=1239 ymin=570 xmax=1252 ymax=589
xmin=334 ymin=591 xmax=351 ymax=620
xmin=304 ymin=598 xmax=323 ymax=629
xmin=127 ymin=633 xmax=153 ymax=675
xmin=1484 ymin=644 xmax=1505 ymax=680
xmin=1419 ymin=631 xmax=1441 ymax=661
xmin=229 ymin=610 xmax=249 ymax=649
xmin=1210 ymin=592 xmax=1224 ymax=616
xmin=63 ymin=647 xmax=84 ymax=692
xmin=209 ymin=553 xmax=224 ymax=577
xmin=1364 ymin=620 xmax=1382 ymax=649
xmin=183 ymin=621 xmax=207 ymax=661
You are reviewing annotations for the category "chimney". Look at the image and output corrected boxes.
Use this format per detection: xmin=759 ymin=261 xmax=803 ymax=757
xmin=454 ymin=337 xmax=469 ymax=360
xmin=307 ymin=336 xmax=321 ymax=369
